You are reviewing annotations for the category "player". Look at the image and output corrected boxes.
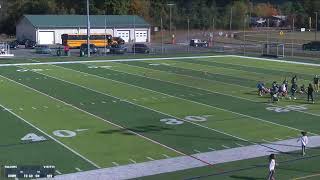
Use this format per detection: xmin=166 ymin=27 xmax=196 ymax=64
xmin=307 ymin=83 xmax=315 ymax=103
xmin=290 ymin=82 xmax=298 ymax=100
xmin=314 ymin=75 xmax=319 ymax=92
xmin=291 ymin=75 xmax=297 ymax=85
xmin=297 ymin=132 xmax=308 ymax=156
xmin=267 ymin=154 xmax=276 ymax=180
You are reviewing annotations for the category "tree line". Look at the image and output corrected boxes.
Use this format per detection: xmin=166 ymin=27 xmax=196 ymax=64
xmin=0 ymin=0 xmax=319 ymax=35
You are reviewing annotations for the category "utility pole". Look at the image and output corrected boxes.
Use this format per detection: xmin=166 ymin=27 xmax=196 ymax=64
xmin=292 ymin=17 xmax=294 ymax=57
xmin=86 ymin=0 xmax=90 ymax=57
xmin=229 ymin=7 xmax=233 ymax=31
xmin=243 ymin=15 xmax=247 ymax=55
xmin=315 ymin=12 xmax=318 ymax=41
xmin=187 ymin=18 xmax=190 ymax=52
xmin=167 ymin=3 xmax=175 ymax=37
xmin=161 ymin=17 xmax=164 ymax=54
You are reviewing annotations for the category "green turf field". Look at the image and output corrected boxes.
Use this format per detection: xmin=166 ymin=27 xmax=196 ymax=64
xmin=0 ymin=55 xmax=319 ymax=179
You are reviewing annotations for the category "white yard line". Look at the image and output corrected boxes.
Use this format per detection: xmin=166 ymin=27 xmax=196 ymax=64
xmin=42 ymin=136 xmax=320 ymax=180
xmin=129 ymin=159 xmax=137 ymax=164
xmin=146 ymin=157 xmax=155 ymax=161
xmin=31 ymin=68 xmax=253 ymax=146
xmin=0 ymin=101 xmax=100 ymax=169
xmin=105 ymin=64 xmax=318 ymax=136
xmin=0 ymin=75 xmax=189 ymax=162
xmin=55 ymin=170 xmax=62 ymax=175
xmin=120 ymin=61 xmax=320 ymax=118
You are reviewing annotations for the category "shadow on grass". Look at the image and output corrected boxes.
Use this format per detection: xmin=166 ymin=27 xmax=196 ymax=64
xmin=229 ymin=175 xmax=265 ymax=180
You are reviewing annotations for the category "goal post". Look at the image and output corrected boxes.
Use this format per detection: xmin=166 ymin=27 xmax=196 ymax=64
xmin=261 ymin=42 xmax=285 ymax=58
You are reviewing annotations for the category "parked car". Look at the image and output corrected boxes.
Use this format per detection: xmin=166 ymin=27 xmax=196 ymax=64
xmin=112 ymin=37 xmax=125 ymax=45
xmin=109 ymin=44 xmax=127 ymax=54
xmin=189 ymin=39 xmax=208 ymax=47
xmin=302 ymin=41 xmax=320 ymax=51
xmin=80 ymin=43 xmax=99 ymax=54
xmin=9 ymin=40 xmax=19 ymax=49
xmin=35 ymin=45 xmax=51 ymax=54
xmin=132 ymin=43 xmax=150 ymax=53
xmin=25 ymin=40 xmax=36 ymax=49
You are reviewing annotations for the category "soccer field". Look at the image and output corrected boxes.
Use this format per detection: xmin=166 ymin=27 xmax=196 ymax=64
xmin=0 ymin=55 xmax=320 ymax=179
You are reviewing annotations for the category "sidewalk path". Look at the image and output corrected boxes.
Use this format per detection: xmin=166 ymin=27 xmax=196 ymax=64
xmin=43 ymin=136 xmax=320 ymax=180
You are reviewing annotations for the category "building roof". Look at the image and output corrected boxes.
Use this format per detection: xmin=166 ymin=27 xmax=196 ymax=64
xmin=23 ymin=15 xmax=150 ymax=28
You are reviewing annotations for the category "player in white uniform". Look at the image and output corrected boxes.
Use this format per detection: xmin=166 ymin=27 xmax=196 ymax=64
xmin=298 ymin=131 xmax=308 ymax=156
xmin=267 ymin=154 xmax=276 ymax=180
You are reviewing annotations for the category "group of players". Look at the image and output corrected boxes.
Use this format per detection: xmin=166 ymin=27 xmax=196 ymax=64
xmin=257 ymin=75 xmax=319 ymax=103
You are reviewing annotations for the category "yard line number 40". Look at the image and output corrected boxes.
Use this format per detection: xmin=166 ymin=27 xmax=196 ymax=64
xmin=21 ymin=130 xmax=78 ymax=142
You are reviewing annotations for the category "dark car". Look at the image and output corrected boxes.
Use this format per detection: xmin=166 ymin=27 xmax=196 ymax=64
xmin=35 ymin=45 xmax=51 ymax=54
xmin=112 ymin=37 xmax=125 ymax=45
xmin=25 ymin=40 xmax=37 ymax=49
xmin=189 ymin=39 xmax=208 ymax=47
xmin=302 ymin=41 xmax=320 ymax=51
xmin=132 ymin=43 xmax=150 ymax=53
xmin=109 ymin=44 xmax=127 ymax=54
xmin=9 ymin=40 xmax=19 ymax=49
xmin=80 ymin=44 xmax=99 ymax=54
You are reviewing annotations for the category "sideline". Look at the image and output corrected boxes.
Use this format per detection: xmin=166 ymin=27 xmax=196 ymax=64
xmin=0 ymin=54 xmax=320 ymax=67
xmin=42 ymin=136 xmax=320 ymax=180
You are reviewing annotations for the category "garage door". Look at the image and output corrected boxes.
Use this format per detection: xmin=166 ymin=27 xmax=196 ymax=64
xmin=116 ymin=31 xmax=130 ymax=43
xmin=135 ymin=30 xmax=148 ymax=42
xmin=38 ymin=31 xmax=55 ymax=45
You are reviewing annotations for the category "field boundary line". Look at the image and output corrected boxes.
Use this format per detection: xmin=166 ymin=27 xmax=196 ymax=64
xmin=0 ymin=55 xmax=232 ymax=67
xmin=231 ymin=55 xmax=320 ymax=67
xmin=0 ymin=73 xmax=191 ymax=162
xmin=117 ymin=61 xmax=320 ymax=118
xmin=107 ymin=63 xmax=318 ymax=136
xmin=0 ymin=100 xmax=100 ymax=169
xmin=194 ymin=57 xmax=315 ymax=81
xmin=28 ymin=66 xmax=253 ymax=145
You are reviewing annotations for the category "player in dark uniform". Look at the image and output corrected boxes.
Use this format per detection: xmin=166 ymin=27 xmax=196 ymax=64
xmin=314 ymin=75 xmax=319 ymax=92
xmin=307 ymin=83 xmax=315 ymax=103
xmin=290 ymin=82 xmax=298 ymax=100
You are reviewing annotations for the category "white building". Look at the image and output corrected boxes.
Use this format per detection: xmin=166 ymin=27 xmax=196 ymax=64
xmin=16 ymin=15 xmax=151 ymax=45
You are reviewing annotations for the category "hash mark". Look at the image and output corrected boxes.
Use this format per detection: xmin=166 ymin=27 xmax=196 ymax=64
xmin=112 ymin=162 xmax=119 ymax=166
xmin=262 ymin=139 xmax=272 ymax=143
xmin=194 ymin=149 xmax=201 ymax=153
xmin=147 ymin=157 xmax=155 ymax=161
xmin=275 ymin=138 xmax=283 ymax=141
xmin=162 ymin=154 xmax=170 ymax=158
xmin=222 ymin=145 xmax=230 ymax=149
xmin=55 ymin=170 xmax=62 ymax=174
xmin=75 ymin=168 xmax=82 ymax=171
xmin=32 ymin=107 xmax=37 ymax=110
xmin=129 ymin=159 xmax=137 ymax=163
xmin=235 ymin=143 xmax=244 ymax=147
xmin=208 ymin=147 xmax=215 ymax=151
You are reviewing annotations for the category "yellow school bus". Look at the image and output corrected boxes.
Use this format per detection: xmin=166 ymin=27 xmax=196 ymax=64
xmin=61 ymin=34 xmax=115 ymax=48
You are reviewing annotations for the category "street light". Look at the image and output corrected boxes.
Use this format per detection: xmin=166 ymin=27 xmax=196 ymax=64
xmin=167 ymin=3 xmax=175 ymax=37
